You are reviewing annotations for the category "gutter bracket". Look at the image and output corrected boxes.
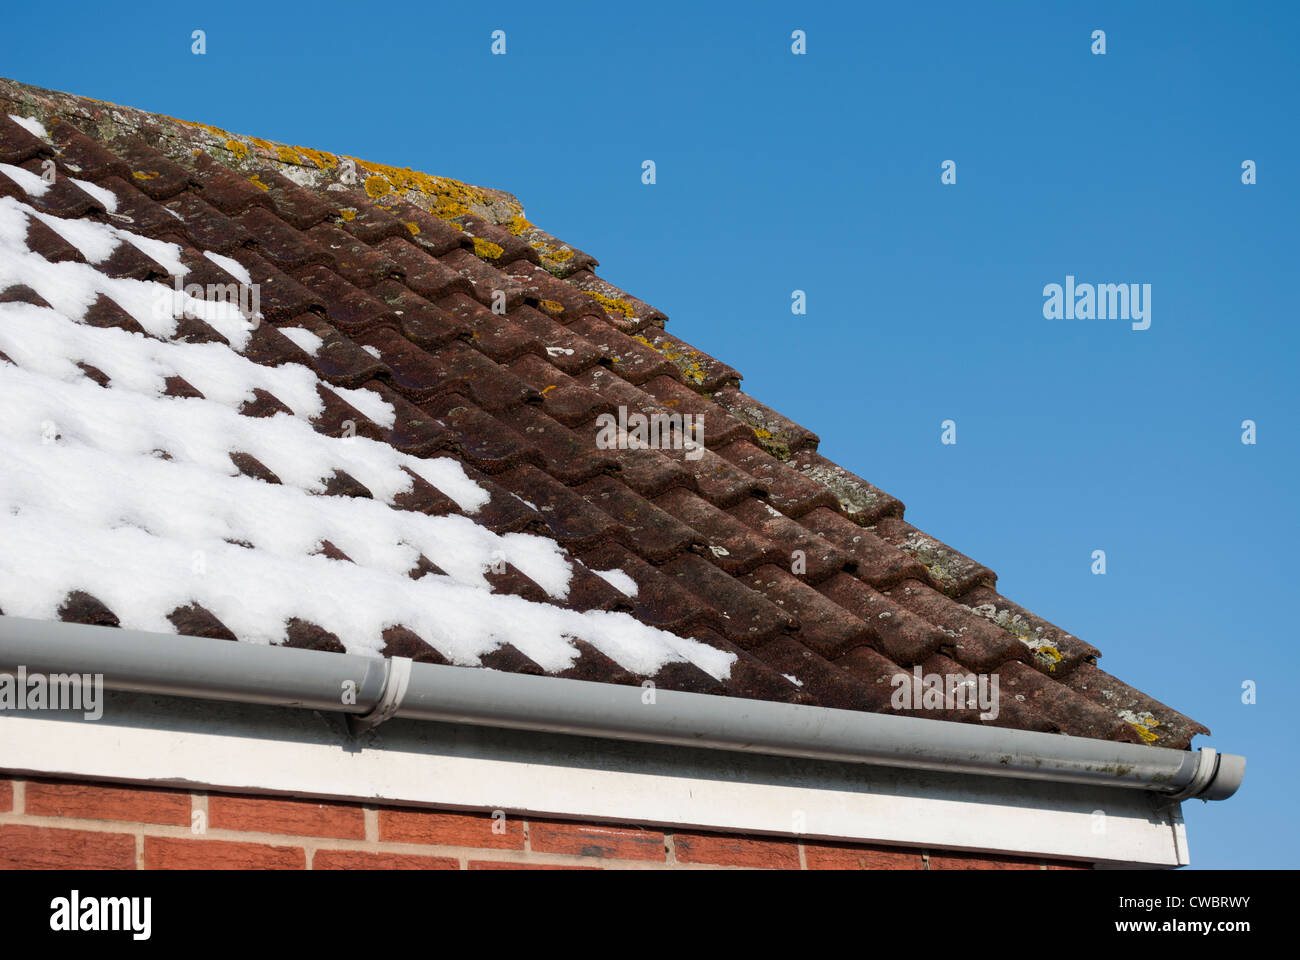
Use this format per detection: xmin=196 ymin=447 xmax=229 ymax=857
xmin=346 ymin=656 xmax=412 ymax=737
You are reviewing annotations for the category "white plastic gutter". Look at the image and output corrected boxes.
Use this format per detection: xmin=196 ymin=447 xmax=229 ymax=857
xmin=0 ymin=615 xmax=1244 ymax=801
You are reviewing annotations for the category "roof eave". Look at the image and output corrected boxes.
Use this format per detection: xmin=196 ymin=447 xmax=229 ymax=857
xmin=0 ymin=615 xmax=1245 ymax=802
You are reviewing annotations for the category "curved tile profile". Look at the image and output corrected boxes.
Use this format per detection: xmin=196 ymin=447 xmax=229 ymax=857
xmin=0 ymin=75 xmax=1209 ymax=748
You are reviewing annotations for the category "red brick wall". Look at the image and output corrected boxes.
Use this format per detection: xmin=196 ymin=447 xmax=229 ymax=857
xmin=0 ymin=774 xmax=1092 ymax=870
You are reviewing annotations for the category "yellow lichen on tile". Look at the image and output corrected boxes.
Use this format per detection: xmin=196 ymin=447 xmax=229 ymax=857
xmin=346 ymin=158 xmax=520 ymax=222
xmin=583 ymin=290 xmax=634 ymax=319
xmin=247 ymin=174 xmax=269 ymax=191
xmin=473 ymin=238 xmax=504 ymax=260
xmin=539 ymin=300 xmax=564 ymax=316
xmin=529 ymin=238 xmax=574 ymax=263
xmin=1119 ymin=710 xmax=1161 ymax=743
xmin=175 ymin=119 xmax=231 ymax=139
xmin=296 ymin=146 xmax=338 ymax=170
xmin=224 ymin=139 xmax=249 ymax=160
xmin=633 ymin=335 xmax=707 ymax=384
xmin=439 ymin=200 xmax=472 ymax=218
xmin=1129 ymin=722 xmax=1159 ymax=743
xmin=403 ymin=221 xmax=420 ymax=235
xmin=364 ymin=175 xmax=392 ymax=198
xmin=1036 ymin=645 xmax=1063 ymax=671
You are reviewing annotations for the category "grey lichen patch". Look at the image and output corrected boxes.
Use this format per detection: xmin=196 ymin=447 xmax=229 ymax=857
xmin=967 ymin=602 xmax=1064 ymax=671
xmin=799 ymin=461 xmax=884 ymax=517
xmin=721 ymin=400 xmax=796 ymax=460
xmin=895 ymin=532 xmax=980 ymax=593
xmin=277 ymin=164 xmax=328 ymax=190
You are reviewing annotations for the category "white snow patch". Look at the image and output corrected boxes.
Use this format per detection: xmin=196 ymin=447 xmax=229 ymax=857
xmin=782 ymin=673 xmax=804 ymax=687
xmin=8 ymin=114 xmax=48 ymax=138
xmin=361 ymin=344 xmax=382 ymax=359
xmin=593 ymin=568 xmax=638 ymax=597
xmin=70 ymin=178 xmax=119 ymax=214
xmin=7 ymin=196 xmax=186 ymax=274
xmin=27 ymin=206 xmax=121 ymax=263
xmin=277 ymin=325 xmax=323 ymax=356
xmin=204 ymin=250 xmax=252 ymax=286
xmin=0 ymin=162 xmax=51 ymax=197
xmin=332 ymin=383 xmax=397 ymax=429
xmin=120 ymin=232 xmax=187 ymax=276
xmin=0 ymin=200 xmax=735 ymax=682
xmin=0 ymin=197 xmax=239 ymax=345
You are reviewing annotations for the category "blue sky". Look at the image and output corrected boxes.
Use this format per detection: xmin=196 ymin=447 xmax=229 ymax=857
xmin=3 ymin=0 xmax=1295 ymax=868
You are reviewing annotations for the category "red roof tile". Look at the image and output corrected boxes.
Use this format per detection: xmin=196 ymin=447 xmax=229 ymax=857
xmin=0 ymin=76 xmax=1209 ymax=750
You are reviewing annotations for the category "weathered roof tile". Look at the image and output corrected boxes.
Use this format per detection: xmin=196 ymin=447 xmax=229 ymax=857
xmin=0 ymin=76 xmax=1209 ymax=748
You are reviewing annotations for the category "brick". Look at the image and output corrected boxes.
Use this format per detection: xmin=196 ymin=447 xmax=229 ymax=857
xmin=378 ymin=809 xmax=523 ymax=849
xmin=804 ymin=841 xmax=925 ymax=870
xmin=929 ymin=850 xmax=1042 ymax=870
xmin=25 ymin=778 xmax=191 ymax=826
xmin=0 ymin=825 xmax=136 ymax=869
xmin=469 ymin=860 xmax=601 ymax=870
xmin=208 ymin=793 xmax=366 ymax=839
xmin=0 ymin=778 xmax=11 ymax=813
xmin=672 ymin=831 xmax=800 ymax=869
xmin=313 ymin=850 xmax=459 ymax=870
xmin=145 ymin=837 xmax=305 ymax=869
xmin=529 ymin=819 xmax=665 ymax=862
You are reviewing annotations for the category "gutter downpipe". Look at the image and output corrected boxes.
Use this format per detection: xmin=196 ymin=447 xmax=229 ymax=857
xmin=0 ymin=616 xmax=1244 ymax=801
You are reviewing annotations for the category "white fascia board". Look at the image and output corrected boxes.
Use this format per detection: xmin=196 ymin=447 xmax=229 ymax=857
xmin=0 ymin=691 xmax=1188 ymax=867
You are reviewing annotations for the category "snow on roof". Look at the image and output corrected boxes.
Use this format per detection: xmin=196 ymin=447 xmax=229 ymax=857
xmin=0 ymin=193 xmax=735 ymax=680
xmin=0 ymin=76 xmax=1215 ymax=745
xmin=7 ymin=113 xmax=47 ymax=139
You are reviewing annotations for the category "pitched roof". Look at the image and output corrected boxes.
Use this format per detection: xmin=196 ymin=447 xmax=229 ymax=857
xmin=0 ymin=77 xmax=1209 ymax=749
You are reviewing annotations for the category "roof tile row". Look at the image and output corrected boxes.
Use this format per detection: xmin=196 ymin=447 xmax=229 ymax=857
xmin=0 ymin=76 xmax=1208 ymax=749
